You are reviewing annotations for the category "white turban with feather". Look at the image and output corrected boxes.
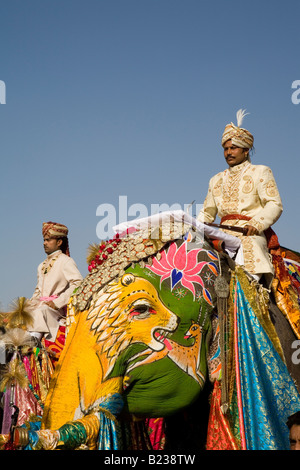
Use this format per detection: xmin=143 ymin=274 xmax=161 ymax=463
xmin=221 ymin=109 xmax=254 ymax=149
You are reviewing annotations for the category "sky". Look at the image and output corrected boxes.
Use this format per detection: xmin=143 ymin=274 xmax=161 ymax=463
xmin=0 ymin=0 xmax=299 ymax=310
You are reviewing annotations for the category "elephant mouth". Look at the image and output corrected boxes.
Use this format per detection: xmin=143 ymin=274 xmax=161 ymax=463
xmin=154 ymin=329 xmax=172 ymax=350
xmin=122 ymin=325 xmax=177 ymax=384
xmin=151 ymin=313 xmax=178 ymax=350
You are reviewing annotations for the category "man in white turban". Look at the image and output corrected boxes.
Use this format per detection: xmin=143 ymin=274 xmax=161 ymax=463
xmin=27 ymin=222 xmax=83 ymax=341
xmin=197 ymin=110 xmax=283 ymax=286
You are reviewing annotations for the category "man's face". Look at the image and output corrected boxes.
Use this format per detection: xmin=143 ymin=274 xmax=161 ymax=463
xmin=43 ymin=237 xmax=62 ymax=255
xmin=223 ymin=139 xmax=249 ymax=167
xmin=289 ymin=424 xmax=300 ymax=450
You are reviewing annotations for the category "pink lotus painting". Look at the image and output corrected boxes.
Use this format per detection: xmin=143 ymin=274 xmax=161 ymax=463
xmin=147 ymin=242 xmax=218 ymax=305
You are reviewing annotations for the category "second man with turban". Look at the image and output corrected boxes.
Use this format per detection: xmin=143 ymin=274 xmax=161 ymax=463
xmin=27 ymin=221 xmax=83 ymax=342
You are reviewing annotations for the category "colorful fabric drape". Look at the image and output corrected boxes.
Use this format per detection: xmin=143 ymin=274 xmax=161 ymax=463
xmin=97 ymin=393 xmax=123 ymax=450
xmin=207 ymin=267 xmax=300 ymax=450
xmin=43 ymin=325 xmax=66 ymax=366
xmin=145 ymin=418 xmax=166 ymax=450
xmin=234 ymin=271 xmax=300 ymax=450
xmin=272 ymin=254 xmax=300 ymax=339
xmin=206 ymin=381 xmax=239 ymax=450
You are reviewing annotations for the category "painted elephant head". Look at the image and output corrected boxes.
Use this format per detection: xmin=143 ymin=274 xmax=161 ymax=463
xmin=18 ymin=217 xmax=223 ymax=449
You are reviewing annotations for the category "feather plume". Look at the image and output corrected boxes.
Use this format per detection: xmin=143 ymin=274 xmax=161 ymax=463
xmin=0 ymin=327 xmax=35 ymax=349
xmin=236 ymin=109 xmax=249 ymax=127
xmin=0 ymin=358 xmax=28 ymax=392
xmin=86 ymin=242 xmax=101 ymax=265
xmin=5 ymin=297 xmax=34 ymax=329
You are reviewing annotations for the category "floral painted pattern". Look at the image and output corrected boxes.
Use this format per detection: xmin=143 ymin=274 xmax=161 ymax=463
xmin=146 ymin=242 xmax=218 ymax=305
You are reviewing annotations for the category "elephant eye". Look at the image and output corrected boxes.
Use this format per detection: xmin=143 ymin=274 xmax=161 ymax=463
xmin=129 ymin=301 xmax=157 ymax=319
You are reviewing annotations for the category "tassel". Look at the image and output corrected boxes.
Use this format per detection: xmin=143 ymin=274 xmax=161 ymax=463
xmin=214 ymin=275 xmax=230 ymax=414
xmin=86 ymin=243 xmax=101 ymax=265
xmin=0 ymin=327 xmax=35 ymax=350
xmin=5 ymin=297 xmax=34 ymax=330
xmin=41 ymin=350 xmax=54 ymax=390
xmin=0 ymin=358 xmax=28 ymax=392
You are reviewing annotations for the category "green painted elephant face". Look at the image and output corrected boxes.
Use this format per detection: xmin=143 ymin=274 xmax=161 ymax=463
xmin=68 ymin=224 xmax=220 ymax=419
xmin=108 ymin=236 xmax=219 ymax=417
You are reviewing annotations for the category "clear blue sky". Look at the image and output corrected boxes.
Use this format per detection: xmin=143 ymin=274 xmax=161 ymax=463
xmin=1 ymin=0 xmax=299 ymax=309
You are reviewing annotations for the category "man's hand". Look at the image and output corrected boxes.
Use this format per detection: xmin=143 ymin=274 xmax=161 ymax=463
xmin=244 ymin=225 xmax=259 ymax=236
xmin=44 ymin=300 xmax=58 ymax=310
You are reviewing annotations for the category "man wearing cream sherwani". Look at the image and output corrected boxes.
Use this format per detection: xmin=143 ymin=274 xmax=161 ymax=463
xmin=28 ymin=222 xmax=83 ymax=341
xmin=197 ymin=110 xmax=283 ymax=287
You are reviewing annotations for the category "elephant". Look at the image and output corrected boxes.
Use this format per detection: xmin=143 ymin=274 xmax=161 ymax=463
xmin=1 ymin=214 xmax=234 ymax=449
xmin=1 ymin=212 xmax=300 ymax=450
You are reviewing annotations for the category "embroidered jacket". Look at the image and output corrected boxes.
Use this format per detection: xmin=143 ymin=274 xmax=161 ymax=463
xmin=197 ymin=160 xmax=283 ymax=277
xmin=31 ymin=250 xmax=83 ymax=309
